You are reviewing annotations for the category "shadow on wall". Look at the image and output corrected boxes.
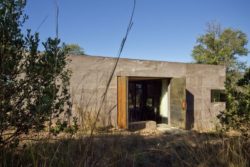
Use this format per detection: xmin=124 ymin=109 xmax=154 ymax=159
xmin=186 ymin=90 xmax=194 ymax=130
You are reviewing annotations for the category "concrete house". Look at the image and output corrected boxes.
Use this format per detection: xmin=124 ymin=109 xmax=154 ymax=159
xmin=69 ymin=55 xmax=226 ymax=131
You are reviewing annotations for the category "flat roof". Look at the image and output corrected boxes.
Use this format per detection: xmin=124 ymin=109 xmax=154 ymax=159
xmin=69 ymin=54 xmax=226 ymax=68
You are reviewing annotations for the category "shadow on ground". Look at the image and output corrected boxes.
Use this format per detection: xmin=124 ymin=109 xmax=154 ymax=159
xmin=1 ymin=130 xmax=249 ymax=167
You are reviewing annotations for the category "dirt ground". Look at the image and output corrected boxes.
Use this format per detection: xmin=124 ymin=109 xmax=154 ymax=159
xmin=2 ymin=127 xmax=249 ymax=167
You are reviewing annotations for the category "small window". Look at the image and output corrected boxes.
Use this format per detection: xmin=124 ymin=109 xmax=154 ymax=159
xmin=211 ymin=89 xmax=226 ymax=102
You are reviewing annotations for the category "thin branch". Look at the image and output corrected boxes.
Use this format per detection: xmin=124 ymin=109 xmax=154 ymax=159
xmin=82 ymin=0 xmax=137 ymax=162
xmin=54 ymin=0 xmax=59 ymax=38
xmin=49 ymin=0 xmax=59 ymax=138
xmin=92 ymin=0 xmax=136 ymax=134
xmin=35 ymin=15 xmax=49 ymax=32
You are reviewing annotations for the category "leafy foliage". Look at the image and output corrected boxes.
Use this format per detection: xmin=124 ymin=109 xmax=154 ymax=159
xmin=50 ymin=117 xmax=78 ymax=136
xmin=192 ymin=23 xmax=248 ymax=71
xmin=219 ymin=68 xmax=250 ymax=135
xmin=192 ymin=23 xmax=249 ymax=134
xmin=64 ymin=43 xmax=84 ymax=55
xmin=0 ymin=0 xmax=72 ymax=147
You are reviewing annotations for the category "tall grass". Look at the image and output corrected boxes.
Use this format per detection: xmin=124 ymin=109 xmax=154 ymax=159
xmin=2 ymin=0 xmax=249 ymax=166
xmin=0 ymin=132 xmax=249 ymax=167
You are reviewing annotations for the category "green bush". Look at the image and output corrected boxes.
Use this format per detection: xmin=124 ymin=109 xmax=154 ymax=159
xmin=0 ymin=0 xmax=72 ymax=148
xmin=218 ymin=68 xmax=250 ymax=136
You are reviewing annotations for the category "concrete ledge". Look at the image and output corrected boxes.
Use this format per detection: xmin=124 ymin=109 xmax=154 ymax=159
xmin=129 ymin=121 xmax=157 ymax=131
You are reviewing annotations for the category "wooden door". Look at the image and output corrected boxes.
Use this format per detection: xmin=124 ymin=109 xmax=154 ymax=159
xmin=170 ymin=78 xmax=186 ymax=129
xmin=117 ymin=76 xmax=128 ymax=129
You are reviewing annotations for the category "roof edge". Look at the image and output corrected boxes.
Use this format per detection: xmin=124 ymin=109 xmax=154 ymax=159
xmin=69 ymin=54 xmax=226 ymax=68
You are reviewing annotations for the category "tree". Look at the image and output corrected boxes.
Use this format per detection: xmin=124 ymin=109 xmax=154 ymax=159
xmin=192 ymin=23 xmax=248 ymax=71
xmin=64 ymin=43 xmax=85 ymax=55
xmin=0 ymin=0 xmax=71 ymax=147
xmin=192 ymin=23 xmax=249 ymax=134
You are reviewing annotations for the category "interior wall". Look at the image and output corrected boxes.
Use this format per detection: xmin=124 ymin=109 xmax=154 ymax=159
xmin=160 ymin=79 xmax=170 ymax=124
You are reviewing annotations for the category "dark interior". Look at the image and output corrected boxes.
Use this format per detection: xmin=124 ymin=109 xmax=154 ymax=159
xmin=128 ymin=79 xmax=162 ymax=123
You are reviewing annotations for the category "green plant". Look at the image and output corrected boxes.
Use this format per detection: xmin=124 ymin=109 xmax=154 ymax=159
xmin=65 ymin=117 xmax=79 ymax=135
xmin=218 ymin=68 xmax=250 ymax=136
xmin=64 ymin=43 xmax=85 ymax=55
xmin=0 ymin=0 xmax=72 ymax=148
xmin=192 ymin=22 xmax=249 ymax=135
xmin=50 ymin=117 xmax=78 ymax=136
xmin=192 ymin=22 xmax=248 ymax=69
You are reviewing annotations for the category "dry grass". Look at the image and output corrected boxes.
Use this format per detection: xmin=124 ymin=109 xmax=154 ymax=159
xmin=1 ymin=130 xmax=249 ymax=167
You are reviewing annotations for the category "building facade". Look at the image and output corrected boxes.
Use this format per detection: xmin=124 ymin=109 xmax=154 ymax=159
xmin=69 ymin=55 xmax=226 ymax=131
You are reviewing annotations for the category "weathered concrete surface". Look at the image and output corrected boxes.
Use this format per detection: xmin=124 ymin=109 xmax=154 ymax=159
xmin=128 ymin=121 xmax=157 ymax=131
xmin=69 ymin=55 xmax=226 ymax=131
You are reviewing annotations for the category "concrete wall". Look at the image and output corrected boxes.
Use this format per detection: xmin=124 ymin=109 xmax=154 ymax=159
xmin=160 ymin=79 xmax=169 ymax=121
xmin=69 ymin=55 xmax=226 ymax=131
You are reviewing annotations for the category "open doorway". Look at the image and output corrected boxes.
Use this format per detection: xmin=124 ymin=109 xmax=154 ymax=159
xmin=117 ymin=76 xmax=186 ymax=129
xmin=128 ymin=77 xmax=170 ymax=124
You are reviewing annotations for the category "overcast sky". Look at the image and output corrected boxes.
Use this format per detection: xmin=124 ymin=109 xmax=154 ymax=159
xmin=24 ymin=0 xmax=250 ymax=64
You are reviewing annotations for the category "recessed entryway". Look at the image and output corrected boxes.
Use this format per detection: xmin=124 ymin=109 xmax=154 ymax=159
xmin=128 ymin=77 xmax=170 ymax=125
xmin=117 ymin=76 xmax=186 ymax=130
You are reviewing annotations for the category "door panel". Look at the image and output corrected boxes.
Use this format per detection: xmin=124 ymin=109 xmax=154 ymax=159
xmin=117 ymin=76 xmax=128 ymax=129
xmin=170 ymin=78 xmax=186 ymax=129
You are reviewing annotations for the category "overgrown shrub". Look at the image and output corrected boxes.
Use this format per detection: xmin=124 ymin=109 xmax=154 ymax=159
xmin=0 ymin=0 xmax=72 ymax=148
xmin=218 ymin=68 xmax=250 ymax=136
